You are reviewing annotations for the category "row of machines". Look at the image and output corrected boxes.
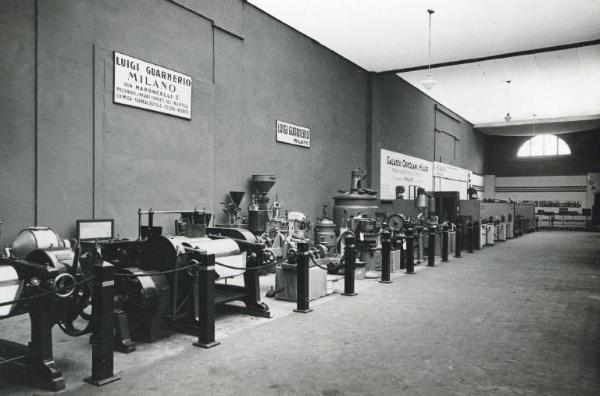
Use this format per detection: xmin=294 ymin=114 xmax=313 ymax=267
xmin=0 ymin=169 xmax=535 ymax=392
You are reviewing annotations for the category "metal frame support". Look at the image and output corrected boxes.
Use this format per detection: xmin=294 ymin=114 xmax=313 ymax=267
xmin=342 ymin=235 xmax=357 ymax=296
xmin=84 ymin=261 xmax=120 ymax=386
xmin=294 ymin=241 xmax=313 ymax=313
xmin=379 ymin=230 xmax=392 ymax=284
xmin=193 ymin=252 xmax=220 ymax=349
xmin=405 ymin=228 xmax=415 ymax=274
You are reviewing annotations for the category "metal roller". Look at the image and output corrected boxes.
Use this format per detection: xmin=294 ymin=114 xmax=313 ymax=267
xmin=0 ymin=265 xmax=20 ymax=317
xmin=141 ymin=235 xmax=245 ymax=278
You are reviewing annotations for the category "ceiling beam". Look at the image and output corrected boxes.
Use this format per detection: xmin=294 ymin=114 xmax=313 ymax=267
xmin=379 ymin=38 xmax=600 ymax=75
xmin=474 ymin=115 xmax=600 ymax=128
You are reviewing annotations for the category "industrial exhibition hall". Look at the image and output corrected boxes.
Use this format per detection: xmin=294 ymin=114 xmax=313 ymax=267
xmin=1 ymin=1 xmax=599 ymax=395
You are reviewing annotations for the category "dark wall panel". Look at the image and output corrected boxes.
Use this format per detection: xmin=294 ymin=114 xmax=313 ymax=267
xmin=213 ymin=28 xmax=245 ymax=224
xmin=486 ymin=130 xmax=600 ymax=177
xmin=0 ymin=1 xmax=36 ymax=246
xmin=36 ymin=0 xmax=94 ymax=238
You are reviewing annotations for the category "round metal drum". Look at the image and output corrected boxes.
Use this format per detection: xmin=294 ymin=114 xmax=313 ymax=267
xmin=11 ymin=227 xmax=65 ymax=259
xmin=141 ymin=235 xmax=244 ymax=277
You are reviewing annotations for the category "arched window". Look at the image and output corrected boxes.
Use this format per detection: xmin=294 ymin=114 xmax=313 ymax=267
xmin=517 ymin=134 xmax=571 ymax=157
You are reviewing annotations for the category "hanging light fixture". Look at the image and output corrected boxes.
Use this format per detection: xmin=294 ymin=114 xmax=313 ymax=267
xmin=421 ymin=9 xmax=437 ymax=90
xmin=504 ymin=80 xmax=512 ymax=122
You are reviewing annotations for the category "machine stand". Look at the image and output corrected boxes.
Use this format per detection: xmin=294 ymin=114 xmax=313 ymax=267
xmin=242 ymin=251 xmax=272 ymax=318
xmin=28 ymin=304 xmax=66 ymax=391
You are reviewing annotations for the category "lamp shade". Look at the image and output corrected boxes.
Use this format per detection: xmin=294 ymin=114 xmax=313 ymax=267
xmin=421 ymin=73 xmax=437 ymax=90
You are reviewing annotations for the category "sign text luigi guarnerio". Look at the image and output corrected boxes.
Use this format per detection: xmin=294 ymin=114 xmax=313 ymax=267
xmin=113 ymin=51 xmax=192 ymax=120
xmin=276 ymin=120 xmax=310 ymax=148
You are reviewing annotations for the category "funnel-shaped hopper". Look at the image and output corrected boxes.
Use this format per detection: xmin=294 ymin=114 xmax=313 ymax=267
xmin=252 ymin=175 xmax=276 ymax=195
xmin=229 ymin=191 xmax=245 ymax=206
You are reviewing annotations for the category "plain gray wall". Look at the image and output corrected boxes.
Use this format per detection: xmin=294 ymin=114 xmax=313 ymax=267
xmin=0 ymin=0 xmax=485 ymax=246
xmin=0 ymin=0 xmax=370 ymax=244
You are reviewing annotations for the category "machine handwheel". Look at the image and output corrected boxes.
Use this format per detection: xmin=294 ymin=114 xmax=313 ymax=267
xmin=386 ymin=214 xmax=405 ymax=231
xmin=58 ymin=276 xmax=93 ymax=337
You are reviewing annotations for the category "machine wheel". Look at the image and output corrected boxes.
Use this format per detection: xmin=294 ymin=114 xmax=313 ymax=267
xmin=386 ymin=214 xmax=405 ymax=231
xmin=58 ymin=276 xmax=93 ymax=337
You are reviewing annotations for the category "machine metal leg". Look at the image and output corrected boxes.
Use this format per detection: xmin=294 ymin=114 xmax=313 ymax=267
xmin=28 ymin=305 xmax=65 ymax=391
xmin=241 ymin=251 xmax=271 ymax=318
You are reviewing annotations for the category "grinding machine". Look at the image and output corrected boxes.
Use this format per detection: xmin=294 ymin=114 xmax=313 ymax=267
xmin=330 ymin=169 xmax=382 ymax=275
xmin=0 ymin=227 xmax=113 ymax=391
xmin=248 ymin=175 xmax=277 ymax=235
xmin=91 ymin=209 xmax=272 ymax=352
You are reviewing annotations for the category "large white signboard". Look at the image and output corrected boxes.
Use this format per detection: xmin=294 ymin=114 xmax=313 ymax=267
xmin=276 ymin=120 xmax=310 ymax=148
xmin=113 ymin=51 xmax=192 ymax=120
xmin=380 ymin=149 xmax=433 ymax=200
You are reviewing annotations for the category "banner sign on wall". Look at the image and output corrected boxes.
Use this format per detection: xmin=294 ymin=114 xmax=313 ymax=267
xmin=433 ymin=162 xmax=469 ymax=182
xmin=276 ymin=120 xmax=310 ymax=148
xmin=380 ymin=149 xmax=433 ymax=200
xmin=113 ymin=51 xmax=192 ymax=120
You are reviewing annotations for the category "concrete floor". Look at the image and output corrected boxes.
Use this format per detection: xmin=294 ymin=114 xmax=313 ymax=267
xmin=2 ymin=231 xmax=599 ymax=395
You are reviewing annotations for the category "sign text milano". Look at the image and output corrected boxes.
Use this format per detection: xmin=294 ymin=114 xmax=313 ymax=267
xmin=113 ymin=52 xmax=192 ymax=120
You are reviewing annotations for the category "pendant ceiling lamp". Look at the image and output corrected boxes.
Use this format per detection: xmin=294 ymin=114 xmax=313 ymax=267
xmin=421 ymin=9 xmax=437 ymax=90
xmin=504 ymin=80 xmax=512 ymax=122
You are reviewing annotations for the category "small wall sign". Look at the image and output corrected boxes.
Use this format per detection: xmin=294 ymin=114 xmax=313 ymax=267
xmin=113 ymin=51 xmax=192 ymax=120
xmin=276 ymin=120 xmax=310 ymax=148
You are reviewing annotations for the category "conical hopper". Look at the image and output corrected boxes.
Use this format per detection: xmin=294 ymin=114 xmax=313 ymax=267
xmin=252 ymin=175 xmax=276 ymax=196
xmin=229 ymin=191 xmax=245 ymax=206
